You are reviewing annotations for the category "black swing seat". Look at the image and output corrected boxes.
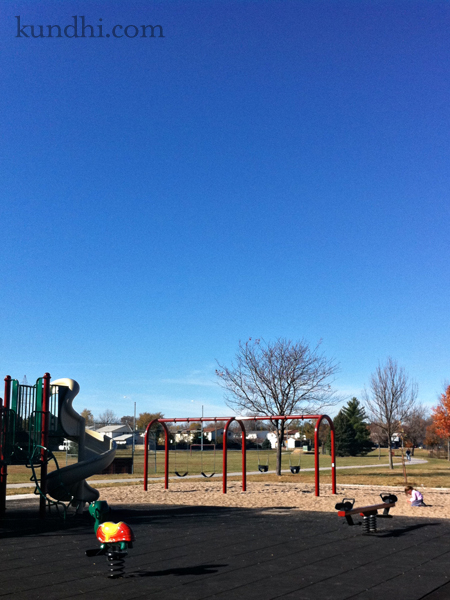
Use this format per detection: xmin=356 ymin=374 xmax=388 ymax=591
xmin=290 ymin=466 xmax=300 ymax=474
xmin=258 ymin=465 xmax=269 ymax=473
xmin=175 ymin=471 xmax=188 ymax=478
xmin=201 ymin=472 xmax=215 ymax=478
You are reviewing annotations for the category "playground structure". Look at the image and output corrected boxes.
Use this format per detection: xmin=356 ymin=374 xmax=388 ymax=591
xmin=144 ymin=414 xmax=336 ymax=496
xmin=0 ymin=374 xmax=115 ymax=518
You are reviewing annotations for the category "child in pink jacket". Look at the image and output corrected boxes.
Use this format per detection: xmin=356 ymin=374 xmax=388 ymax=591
xmin=405 ymin=486 xmax=426 ymax=506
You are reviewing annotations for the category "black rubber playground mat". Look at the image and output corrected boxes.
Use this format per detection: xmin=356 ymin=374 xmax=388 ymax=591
xmin=1 ymin=499 xmax=449 ymax=600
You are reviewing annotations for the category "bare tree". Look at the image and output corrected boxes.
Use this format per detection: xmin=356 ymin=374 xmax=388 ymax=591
xmin=402 ymin=405 xmax=429 ymax=455
xmin=216 ymin=338 xmax=339 ymax=475
xmin=363 ymin=357 xmax=417 ymax=469
xmin=97 ymin=409 xmax=118 ymax=426
xmin=121 ymin=415 xmax=135 ymax=428
xmin=368 ymin=422 xmax=387 ymax=460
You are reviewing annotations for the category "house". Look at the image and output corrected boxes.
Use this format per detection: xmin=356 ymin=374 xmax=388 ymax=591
xmin=113 ymin=432 xmax=143 ymax=447
xmin=96 ymin=424 xmax=132 ymax=439
xmin=285 ymin=430 xmax=304 ymax=449
xmin=203 ymin=425 xmax=225 ymax=443
xmin=246 ymin=430 xmax=271 ymax=444
xmin=173 ymin=429 xmax=195 ymax=444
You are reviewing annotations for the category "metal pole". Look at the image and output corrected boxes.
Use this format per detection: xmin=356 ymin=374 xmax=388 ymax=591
xmin=132 ymin=401 xmax=136 ymax=475
xmin=201 ymin=405 xmax=203 ymax=451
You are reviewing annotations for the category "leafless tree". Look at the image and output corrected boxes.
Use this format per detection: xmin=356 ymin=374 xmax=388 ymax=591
xmin=97 ymin=409 xmax=118 ymax=426
xmin=363 ymin=357 xmax=417 ymax=469
xmin=216 ymin=338 xmax=339 ymax=475
xmin=120 ymin=415 xmax=135 ymax=429
xmin=368 ymin=422 xmax=387 ymax=460
xmin=402 ymin=405 xmax=429 ymax=455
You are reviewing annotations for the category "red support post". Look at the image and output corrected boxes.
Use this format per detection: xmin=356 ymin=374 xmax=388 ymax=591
xmin=222 ymin=418 xmax=246 ymax=493
xmin=144 ymin=419 xmax=170 ymax=491
xmin=2 ymin=376 xmax=11 ymax=412
xmin=164 ymin=425 xmax=169 ymax=489
xmin=314 ymin=423 xmax=319 ymax=496
xmin=0 ymin=376 xmax=12 ymax=518
xmin=314 ymin=414 xmax=336 ymax=497
xmin=39 ymin=373 xmax=51 ymax=519
xmin=222 ymin=418 xmax=233 ymax=494
xmin=238 ymin=420 xmax=247 ymax=492
xmin=330 ymin=421 xmax=336 ymax=494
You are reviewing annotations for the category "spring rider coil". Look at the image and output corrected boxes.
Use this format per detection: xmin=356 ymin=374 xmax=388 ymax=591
xmin=86 ymin=501 xmax=135 ymax=579
xmin=362 ymin=514 xmax=377 ymax=534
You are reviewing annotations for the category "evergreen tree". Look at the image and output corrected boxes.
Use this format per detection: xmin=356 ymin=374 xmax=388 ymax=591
xmin=262 ymin=437 xmax=272 ymax=450
xmin=333 ymin=411 xmax=357 ymax=456
xmin=342 ymin=397 xmax=372 ymax=455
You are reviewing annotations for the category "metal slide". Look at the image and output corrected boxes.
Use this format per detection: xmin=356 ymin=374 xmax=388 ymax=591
xmin=46 ymin=378 xmax=116 ymax=504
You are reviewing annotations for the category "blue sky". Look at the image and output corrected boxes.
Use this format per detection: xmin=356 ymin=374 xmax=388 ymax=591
xmin=1 ymin=1 xmax=449 ymax=420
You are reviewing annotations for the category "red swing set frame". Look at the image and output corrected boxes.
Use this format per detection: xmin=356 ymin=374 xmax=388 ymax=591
xmin=144 ymin=414 xmax=336 ymax=497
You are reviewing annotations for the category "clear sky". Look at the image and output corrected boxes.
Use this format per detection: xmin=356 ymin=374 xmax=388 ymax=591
xmin=1 ymin=1 xmax=449 ymax=421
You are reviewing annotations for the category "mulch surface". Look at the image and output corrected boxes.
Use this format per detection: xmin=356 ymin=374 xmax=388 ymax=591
xmin=1 ymin=498 xmax=449 ymax=600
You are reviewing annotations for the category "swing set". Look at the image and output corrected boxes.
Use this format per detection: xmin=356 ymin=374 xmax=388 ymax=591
xmin=172 ymin=420 xmax=219 ymax=478
xmin=144 ymin=413 xmax=336 ymax=497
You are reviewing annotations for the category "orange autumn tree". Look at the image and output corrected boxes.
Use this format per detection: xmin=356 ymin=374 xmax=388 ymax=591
xmin=431 ymin=384 xmax=450 ymax=462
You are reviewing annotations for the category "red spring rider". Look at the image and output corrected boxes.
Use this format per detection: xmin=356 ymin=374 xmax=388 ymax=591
xmin=86 ymin=501 xmax=135 ymax=578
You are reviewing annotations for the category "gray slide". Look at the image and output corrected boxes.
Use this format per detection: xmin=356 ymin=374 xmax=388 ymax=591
xmin=46 ymin=378 xmax=116 ymax=504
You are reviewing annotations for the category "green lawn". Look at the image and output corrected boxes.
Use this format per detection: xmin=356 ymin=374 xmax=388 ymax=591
xmin=6 ymin=447 xmax=450 ymax=493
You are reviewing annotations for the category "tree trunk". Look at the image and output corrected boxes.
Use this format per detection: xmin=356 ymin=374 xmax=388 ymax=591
xmin=276 ymin=433 xmax=282 ymax=475
xmin=276 ymin=423 xmax=285 ymax=475
xmin=387 ymin=428 xmax=394 ymax=469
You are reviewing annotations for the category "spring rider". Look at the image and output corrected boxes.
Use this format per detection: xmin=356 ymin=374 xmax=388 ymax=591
xmin=85 ymin=500 xmax=135 ymax=578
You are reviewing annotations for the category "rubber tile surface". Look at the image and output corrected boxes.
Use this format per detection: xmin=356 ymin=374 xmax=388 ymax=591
xmin=1 ymin=500 xmax=449 ymax=600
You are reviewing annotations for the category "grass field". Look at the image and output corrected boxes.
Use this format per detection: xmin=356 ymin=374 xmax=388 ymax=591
xmin=5 ymin=448 xmax=450 ymax=493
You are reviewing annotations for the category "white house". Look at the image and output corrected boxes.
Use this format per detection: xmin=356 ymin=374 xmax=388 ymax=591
xmin=96 ymin=424 xmax=132 ymax=439
xmin=113 ymin=432 xmax=143 ymax=447
xmin=173 ymin=429 xmax=195 ymax=444
xmin=249 ymin=429 xmax=304 ymax=450
xmin=246 ymin=430 xmax=271 ymax=444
